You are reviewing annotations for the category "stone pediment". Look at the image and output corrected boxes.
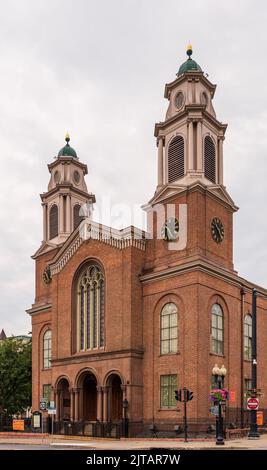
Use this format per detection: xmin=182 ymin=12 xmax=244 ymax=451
xmin=145 ymin=182 xmax=238 ymax=212
xmin=32 ymin=241 xmax=61 ymax=259
xmin=48 ymin=220 xmax=147 ymax=276
xmin=206 ymin=185 xmax=238 ymax=212
xmin=146 ymin=184 xmax=187 ymax=207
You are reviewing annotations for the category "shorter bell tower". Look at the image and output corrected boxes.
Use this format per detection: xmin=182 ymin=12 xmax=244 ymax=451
xmin=41 ymin=134 xmax=95 ymax=246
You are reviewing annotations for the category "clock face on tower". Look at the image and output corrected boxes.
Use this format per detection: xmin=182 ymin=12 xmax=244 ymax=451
xmin=161 ymin=217 xmax=179 ymax=241
xmin=211 ymin=217 xmax=224 ymax=243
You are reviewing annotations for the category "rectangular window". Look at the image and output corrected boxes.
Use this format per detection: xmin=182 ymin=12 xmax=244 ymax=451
xmin=43 ymin=384 xmax=51 ymax=404
xmin=160 ymin=375 xmax=177 ymax=409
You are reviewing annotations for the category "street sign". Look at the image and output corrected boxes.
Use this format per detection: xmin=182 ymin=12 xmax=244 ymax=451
xmin=12 ymin=419 xmax=25 ymax=431
xmin=48 ymin=408 xmax=56 ymax=415
xmin=247 ymin=397 xmax=259 ymax=410
xmin=40 ymin=398 xmax=47 ymax=411
xmin=210 ymin=405 xmax=219 ymax=416
xmin=49 ymin=400 xmax=55 ymax=408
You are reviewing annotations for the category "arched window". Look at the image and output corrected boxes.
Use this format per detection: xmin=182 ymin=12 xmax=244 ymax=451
xmin=204 ymin=136 xmax=216 ymax=183
xmin=43 ymin=330 xmax=52 ymax=369
xmin=211 ymin=304 xmax=223 ymax=354
xmin=49 ymin=204 xmax=58 ymax=239
xmin=77 ymin=263 xmax=105 ymax=351
xmin=160 ymin=303 xmax=178 ymax=354
xmin=168 ymin=136 xmax=184 ymax=183
xmin=73 ymin=204 xmax=83 ymax=230
xmin=244 ymin=314 xmax=252 ymax=360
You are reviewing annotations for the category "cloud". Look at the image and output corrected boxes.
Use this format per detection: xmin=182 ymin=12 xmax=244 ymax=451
xmin=0 ymin=0 xmax=267 ymax=334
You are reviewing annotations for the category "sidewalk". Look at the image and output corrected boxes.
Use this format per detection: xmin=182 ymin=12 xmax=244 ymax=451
xmin=0 ymin=433 xmax=267 ymax=450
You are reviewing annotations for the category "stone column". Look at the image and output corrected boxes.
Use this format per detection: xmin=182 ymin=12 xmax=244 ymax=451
xmin=157 ymin=137 xmax=164 ymax=188
xmin=103 ymin=386 xmax=109 ymax=422
xmin=218 ymin=137 xmax=224 ymax=185
xmin=55 ymin=390 xmax=61 ymax=421
xmin=97 ymin=386 xmax=103 ymax=421
xmin=74 ymin=388 xmax=80 ymax=422
xmin=70 ymin=389 xmax=74 ymax=422
xmin=66 ymin=194 xmax=71 ymax=232
xmin=121 ymin=384 xmax=127 ymax=419
xmin=66 ymin=163 xmax=71 ymax=181
xmin=188 ymin=120 xmax=194 ymax=170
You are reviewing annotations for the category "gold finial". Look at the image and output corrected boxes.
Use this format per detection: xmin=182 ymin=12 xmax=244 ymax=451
xmin=65 ymin=132 xmax=70 ymax=143
xmin=186 ymin=42 xmax=193 ymax=58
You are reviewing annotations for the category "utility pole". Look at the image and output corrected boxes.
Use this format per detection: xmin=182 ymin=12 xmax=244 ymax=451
xmin=248 ymin=288 xmax=260 ymax=439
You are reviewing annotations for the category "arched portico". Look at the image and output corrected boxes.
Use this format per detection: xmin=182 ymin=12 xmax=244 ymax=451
xmin=105 ymin=373 xmax=124 ymax=422
xmin=56 ymin=378 xmax=71 ymax=421
xmin=76 ymin=370 xmax=98 ymax=422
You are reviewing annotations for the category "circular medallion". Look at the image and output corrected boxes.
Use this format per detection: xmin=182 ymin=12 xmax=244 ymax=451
xmin=73 ymin=170 xmax=81 ymax=185
xmin=211 ymin=217 xmax=224 ymax=243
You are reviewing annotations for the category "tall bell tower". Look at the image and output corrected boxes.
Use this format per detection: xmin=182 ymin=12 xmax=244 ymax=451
xmin=146 ymin=45 xmax=238 ymax=272
xmin=41 ymin=134 xmax=95 ymax=247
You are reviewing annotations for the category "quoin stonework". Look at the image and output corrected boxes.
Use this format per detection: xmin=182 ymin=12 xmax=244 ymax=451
xmin=27 ymin=46 xmax=267 ymax=436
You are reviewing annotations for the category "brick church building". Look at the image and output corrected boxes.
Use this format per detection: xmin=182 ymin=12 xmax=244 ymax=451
xmin=28 ymin=46 xmax=267 ymax=435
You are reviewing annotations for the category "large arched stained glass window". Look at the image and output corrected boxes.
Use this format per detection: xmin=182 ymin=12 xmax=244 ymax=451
xmin=77 ymin=264 xmax=105 ymax=351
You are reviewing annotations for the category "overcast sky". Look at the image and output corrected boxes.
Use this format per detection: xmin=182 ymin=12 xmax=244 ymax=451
xmin=1 ymin=0 xmax=267 ymax=336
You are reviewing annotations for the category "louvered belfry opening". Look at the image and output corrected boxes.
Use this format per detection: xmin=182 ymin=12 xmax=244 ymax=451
xmin=49 ymin=204 xmax=58 ymax=239
xmin=204 ymin=136 xmax=216 ymax=183
xmin=73 ymin=204 xmax=83 ymax=230
xmin=168 ymin=136 xmax=184 ymax=183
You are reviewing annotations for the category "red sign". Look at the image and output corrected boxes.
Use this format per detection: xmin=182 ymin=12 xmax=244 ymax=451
xmin=247 ymin=397 xmax=259 ymax=410
xmin=229 ymin=391 xmax=236 ymax=403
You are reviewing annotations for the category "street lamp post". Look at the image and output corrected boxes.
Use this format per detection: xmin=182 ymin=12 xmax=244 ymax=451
xmin=212 ymin=364 xmax=227 ymax=445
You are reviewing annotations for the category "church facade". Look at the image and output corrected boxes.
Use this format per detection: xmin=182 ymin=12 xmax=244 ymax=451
xmin=28 ymin=47 xmax=267 ymax=435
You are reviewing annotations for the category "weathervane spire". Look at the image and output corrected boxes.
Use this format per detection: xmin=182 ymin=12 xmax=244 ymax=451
xmin=186 ymin=42 xmax=193 ymax=58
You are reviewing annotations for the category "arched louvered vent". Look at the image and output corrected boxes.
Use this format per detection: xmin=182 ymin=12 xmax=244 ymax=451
xmin=168 ymin=136 xmax=184 ymax=183
xmin=204 ymin=136 xmax=216 ymax=183
xmin=73 ymin=204 xmax=83 ymax=229
xmin=49 ymin=204 xmax=58 ymax=239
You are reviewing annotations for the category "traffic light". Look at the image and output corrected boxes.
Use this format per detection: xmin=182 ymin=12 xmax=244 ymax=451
xmin=187 ymin=390 xmax=193 ymax=401
xmin=175 ymin=390 xmax=181 ymax=401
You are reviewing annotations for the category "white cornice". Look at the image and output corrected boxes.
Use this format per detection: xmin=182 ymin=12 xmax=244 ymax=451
xmin=140 ymin=259 xmax=267 ymax=298
xmin=49 ymin=221 xmax=147 ymax=275
xmin=26 ymin=303 xmax=52 ymax=316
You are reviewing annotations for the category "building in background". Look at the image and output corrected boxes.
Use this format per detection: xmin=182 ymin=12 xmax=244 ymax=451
xmin=27 ymin=46 xmax=267 ymax=436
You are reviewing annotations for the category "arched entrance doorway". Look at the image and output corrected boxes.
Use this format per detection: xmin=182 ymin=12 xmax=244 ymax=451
xmin=57 ymin=378 xmax=71 ymax=420
xmin=107 ymin=374 xmax=123 ymax=422
xmin=80 ymin=372 xmax=97 ymax=421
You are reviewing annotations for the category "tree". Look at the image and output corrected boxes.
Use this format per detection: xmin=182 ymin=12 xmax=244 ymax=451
xmin=0 ymin=338 xmax=32 ymax=416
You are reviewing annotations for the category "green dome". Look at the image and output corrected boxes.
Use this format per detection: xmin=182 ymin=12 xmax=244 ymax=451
xmin=177 ymin=57 xmax=202 ymax=76
xmin=58 ymin=134 xmax=77 ymax=158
